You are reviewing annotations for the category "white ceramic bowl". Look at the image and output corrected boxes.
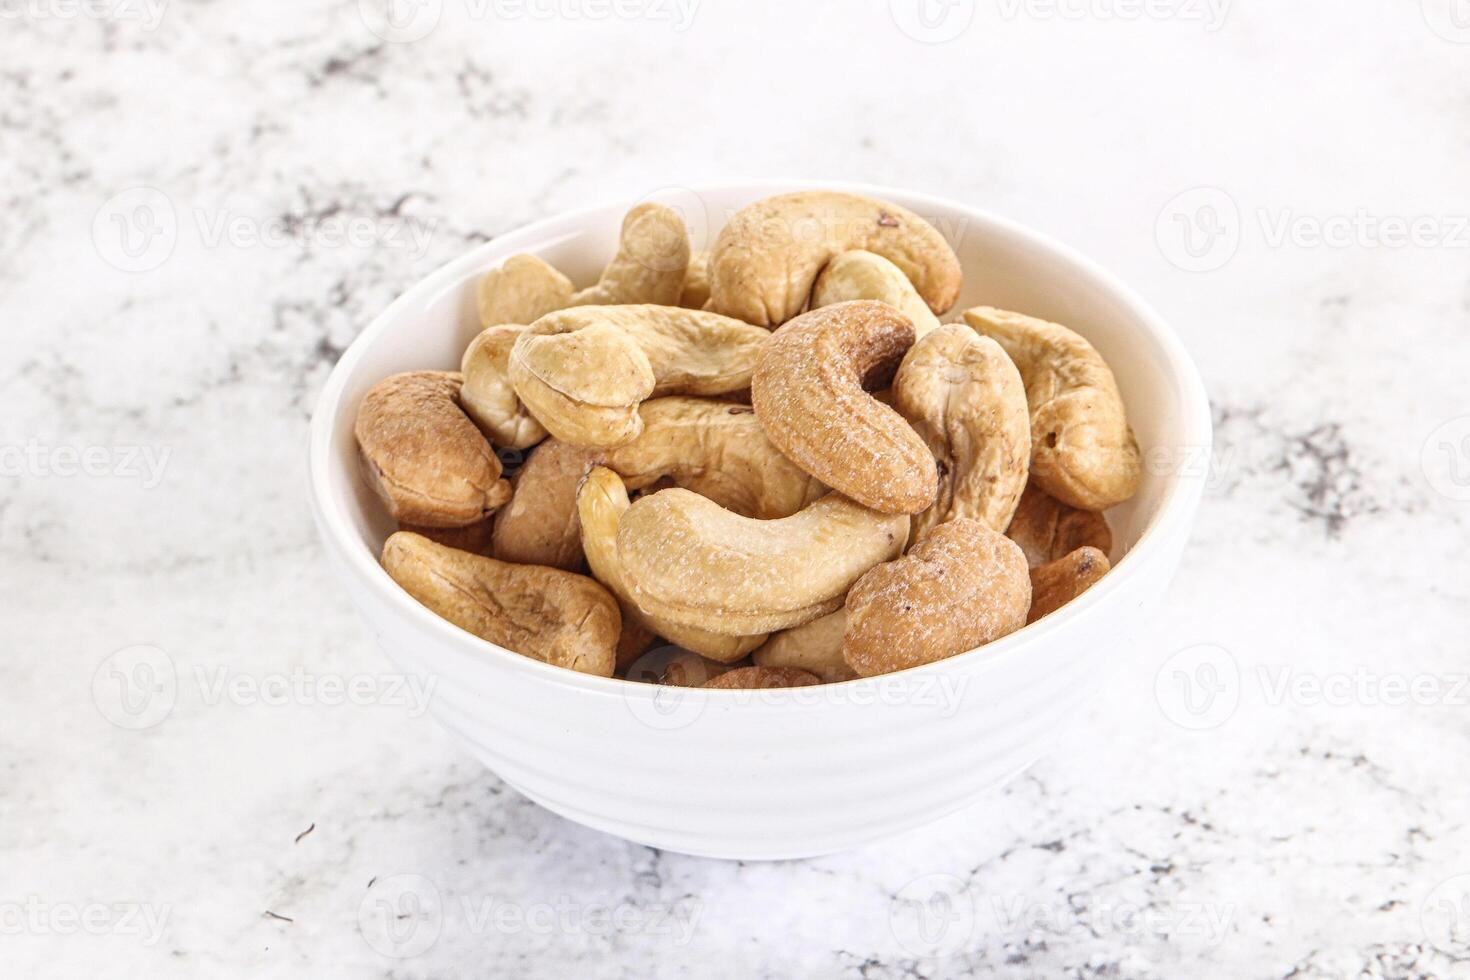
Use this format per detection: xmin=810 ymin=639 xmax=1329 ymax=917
xmin=308 ymin=181 xmax=1211 ymax=860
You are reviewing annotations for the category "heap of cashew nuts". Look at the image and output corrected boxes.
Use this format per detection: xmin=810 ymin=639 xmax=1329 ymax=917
xmin=355 ymin=191 xmax=1141 ymax=687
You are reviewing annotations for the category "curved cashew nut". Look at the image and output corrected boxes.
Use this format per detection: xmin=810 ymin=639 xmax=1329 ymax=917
xmin=1028 ymin=546 xmax=1110 ymax=624
xmin=752 ymin=609 xmax=857 ymax=683
xmin=843 ymin=518 xmax=1031 ymax=677
xmin=577 ymin=467 xmax=765 ymax=662
xmin=708 ymin=191 xmax=962 ymax=327
xmin=679 ymin=250 xmax=711 ymax=310
xmin=703 ymin=666 xmax=822 ymax=690
xmin=569 ymin=203 xmax=690 ymax=307
xmin=812 ymin=250 xmax=942 ymax=338
xmin=490 ymin=439 xmax=594 ymax=571
xmin=964 ymin=306 xmax=1142 ymax=511
xmin=892 ymin=325 xmax=1031 ymax=542
xmin=382 ymin=532 xmax=619 ymax=676
xmin=460 ymin=324 xmax=548 ymax=450
xmin=616 ymin=488 xmax=909 ymax=636
xmin=509 ymin=305 xmax=770 ymax=449
xmin=1005 ymin=483 xmax=1112 ymax=569
xmin=598 ymin=397 xmax=826 ymax=519
xmin=354 ymin=371 xmax=511 ymax=527
xmin=751 ymin=301 xmax=937 ymax=514
xmin=478 ymin=254 xmax=572 ymax=329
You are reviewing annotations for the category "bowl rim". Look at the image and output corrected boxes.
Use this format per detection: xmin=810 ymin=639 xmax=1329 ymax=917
xmin=308 ymin=179 xmax=1212 ymax=702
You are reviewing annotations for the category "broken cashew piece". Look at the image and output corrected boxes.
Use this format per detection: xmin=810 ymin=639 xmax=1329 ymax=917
xmin=616 ymin=489 xmax=909 ymax=636
xmin=490 ymin=439 xmax=594 ymax=571
xmin=843 ymin=519 xmax=1031 ymax=677
xmin=752 ymin=609 xmax=857 ymax=683
xmin=509 ymin=305 xmax=770 ymax=449
xmin=477 ymin=254 xmax=572 ymax=329
xmin=892 ymin=325 xmax=1031 ymax=542
xmin=658 ymin=651 xmax=743 ymax=688
xmin=812 ymin=250 xmax=942 ymax=338
xmin=382 ymin=532 xmax=619 ymax=677
xmin=679 ymin=250 xmax=712 ymax=310
xmin=354 ymin=371 xmax=511 ymax=527
xmin=1028 ymin=546 xmax=1110 ymax=624
xmin=577 ymin=468 xmax=766 ymax=662
xmin=599 ymin=397 xmax=826 ymax=519
xmin=569 ymin=203 xmax=690 ymax=307
xmin=964 ymin=306 xmax=1142 ymax=511
xmin=703 ymin=666 xmax=822 ymax=690
xmin=1005 ymin=483 xmax=1113 ymax=569
xmin=752 ymin=301 xmax=937 ymax=514
xmin=460 ymin=324 xmax=549 ymax=450
xmin=708 ymin=191 xmax=963 ymax=327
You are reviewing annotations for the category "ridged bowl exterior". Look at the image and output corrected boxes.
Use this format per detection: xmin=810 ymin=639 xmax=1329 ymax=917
xmin=309 ymin=182 xmax=1211 ymax=860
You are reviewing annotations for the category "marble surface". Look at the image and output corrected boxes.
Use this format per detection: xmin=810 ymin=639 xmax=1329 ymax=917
xmin=4 ymin=1 xmax=1469 ymax=976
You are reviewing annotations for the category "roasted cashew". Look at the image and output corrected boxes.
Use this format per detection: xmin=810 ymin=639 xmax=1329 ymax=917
xmin=490 ymin=439 xmax=593 ymax=571
xmin=569 ymin=203 xmax=691 ymax=307
xmin=812 ymin=250 xmax=942 ymax=338
xmin=381 ymin=531 xmax=619 ymax=676
xmin=460 ymin=324 xmax=549 ymax=450
xmin=658 ymin=651 xmax=743 ymax=687
xmin=707 ymin=191 xmax=963 ymax=327
xmin=1005 ymin=483 xmax=1112 ymax=568
xmin=1028 ymin=545 xmax=1110 ymax=624
xmin=751 ymin=301 xmax=937 ymax=514
xmin=355 ymin=371 xmax=511 ymax=527
xmin=577 ymin=468 xmax=766 ymax=662
xmin=616 ymin=488 xmax=908 ymax=635
xmin=477 ymin=254 xmax=572 ymax=329
xmin=702 ymin=666 xmax=822 ymax=690
xmin=964 ymin=306 xmax=1142 ymax=511
xmin=751 ymin=609 xmax=857 ymax=683
xmin=509 ymin=305 xmax=770 ymax=449
xmin=843 ymin=518 xmax=1031 ymax=677
xmin=598 ymin=397 xmax=826 ymax=519
xmin=892 ymin=325 xmax=1031 ymax=542
xmin=401 ymin=519 xmax=495 ymax=555
xmin=679 ymin=250 xmax=711 ymax=309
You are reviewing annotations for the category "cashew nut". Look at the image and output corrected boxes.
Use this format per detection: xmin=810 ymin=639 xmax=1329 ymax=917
xmin=892 ymin=325 xmax=1031 ymax=542
xmin=460 ymin=324 xmax=549 ymax=450
xmin=843 ymin=518 xmax=1031 ymax=677
xmin=490 ymin=439 xmax=593 ymax=571
xmin=1004 ymin=483 xmax=1113 ymax=568
xmin=355 ymin=371 xmax=512 ymax=527
xmin=401 ymin=519 xmax=495 ymax=555
xmin=751 ymin=301 xmax=937 ymax=514
xmin=703 ymin=666 xmax=822 ymax=690
xmin=577 ymin=467 xmax=765 ymax=662
xmin=598 ymin=397 xmax=826 ymax=519
xmin=381 ymin=531 xmax=619 ymax=676
xmin=964 ymin=306 xmax=1142 ymax=511
xmin=1028 ymin=546 xmax=1110 ymax=624
xmin=616 ymin=488 xmax=909 ymax=635
xmin=812 ymin=250 xmax=942 ymax=338
xmin=679 ymin=250 xmax=711 ymax=309
xmin=659 ymin=651 xmax=743 ymax=687
xmin=478 ymin=254 xmax=572 ymax=329
xmin=568 ymin=203 xmax=691 ymax=307
xmin=751 ymin=609 xmax=857 ymax=683
xmin=708 ymin=191 xmax=963 ymax=327
xmin=509 ymin=305 xmax=770 ymax=449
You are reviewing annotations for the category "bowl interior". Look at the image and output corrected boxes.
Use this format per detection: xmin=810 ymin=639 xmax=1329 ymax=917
xmin=315 ymin=182 xmax=1207 ymax=668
